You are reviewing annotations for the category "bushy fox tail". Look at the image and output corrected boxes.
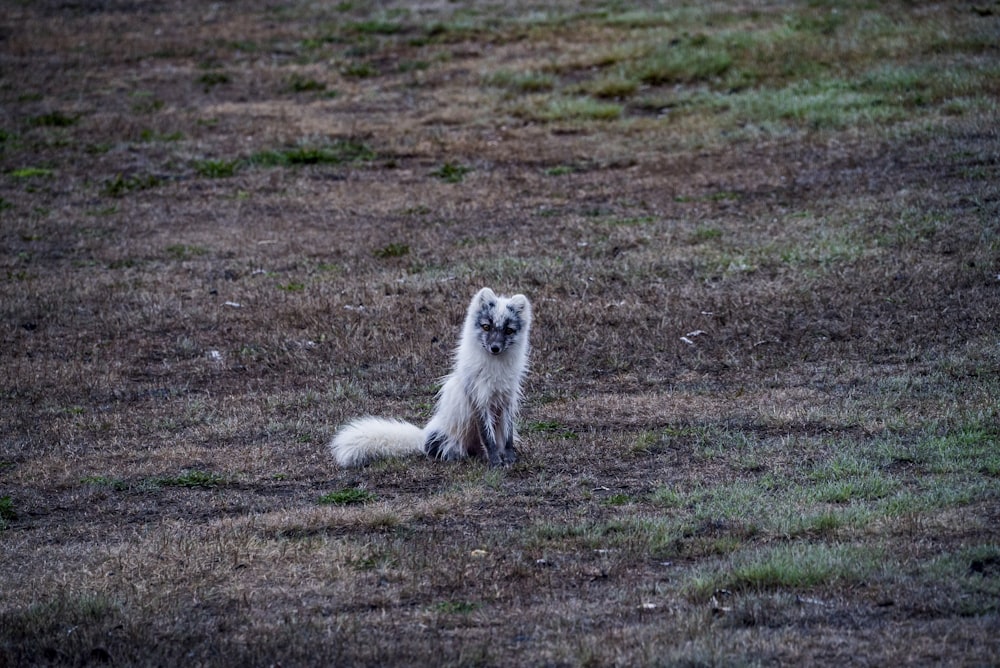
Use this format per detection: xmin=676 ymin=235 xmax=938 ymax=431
xmin=329 ymin=417 xmax=425 ymax=467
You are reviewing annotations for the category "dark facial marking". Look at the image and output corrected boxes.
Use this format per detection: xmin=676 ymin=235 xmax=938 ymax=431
xmin=503 ymin=307 xmax=523 ymax=333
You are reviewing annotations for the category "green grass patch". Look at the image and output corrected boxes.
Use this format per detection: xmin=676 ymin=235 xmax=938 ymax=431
xmin=688 ymin=542 xmax=884 ymax=599
xmin=131 ymin=96 xmax=165 ymax=114
xmin=602 ymin=493 xmax=634 ymax=506
xmin=287 ymin=74 xmax=327 ymax=93
xmin=398 ymin=60 xmax=430 ymax=73
xmin=29 ymin=111 xmax=78 ymax=127
xmin=530 ymin=516 xmax=686 ymax=559
xmin=649 ymin=485 xmax=683 ymax=508
xmin=319 ymin=487 xmax=376 ymax=506
xmin=730 ymin=79 xmax=904 ymax=130
xmin=879 ymin=418 xmax=1000 ymax=475
xmin=690 ymin=226 xmax=723 ymax=243
xmin=523 ymin=96 xmax=624 ymax=122
xmin=156 ymin=470 xmax=226 ymax=488
xmin=485 ymin=69 xmax=556 ymax=93
xmin=433 ymin=600 xmax=479 ymax=614
xmin=526 ymin=420 xmax=577 ymax=439
xmin=8 ymin=167 xmax=52 ymax=179
xmin=81 ymin=476 xmax=130 ymax=491
xmin=602 ymin=215 xmax=655 ymax=228
xmin=194 ymin=159 xmax=239 ymax=178
xmin=166 ymin=244 xmax=208 ymax=260
xmin=431 ymin=162 xmax=471 ymax=183
xmin=102 ymin=173 xmax=162 ymax=197
xmin=585 ymin=74 xmax=640 ymax=99
xmin=249 ymin=140 xmax=376 ymax=167
xmin=350 ymin=20 xmax=403 ymax=35
xmin=198 ymin=71 xmax=230 ymax=88
xmin=342 ymin=62 xmax=378 ymax=78
xmin=794 ymin=511 xmax=849 ymax=537
xmin=0 ymin=495 xmax=16 ymax=529
xmin=806 ymin=454 xmax=900 ymax=504
xmin=373 ymin=242 xmax=410 ymax=259
xmin=602 ymin=9 xmax=677 ymax=29
xmin=812 ymin=475 xmax=897 ymax=504
xmin=139 ymin=129 xmax=184 ymax=142
xmin=544 ymin=165 xmax=577 ymax=176
xmin=635 ymin=39 xmax=733 ymax=85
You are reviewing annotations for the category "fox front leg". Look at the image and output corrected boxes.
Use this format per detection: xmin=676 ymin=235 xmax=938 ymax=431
xmin=477 ymin=410 xmax=504 ymax=468
xmin=499 ymin=408 xmax=517 ymax=466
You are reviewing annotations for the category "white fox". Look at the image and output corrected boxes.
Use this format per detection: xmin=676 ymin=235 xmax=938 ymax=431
xmin=330 ymin=287 xmax=531 ymax=468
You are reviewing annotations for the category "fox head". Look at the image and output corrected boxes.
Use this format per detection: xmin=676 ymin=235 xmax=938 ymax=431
xmin=467 ymin=287 xmax=531 ymax=356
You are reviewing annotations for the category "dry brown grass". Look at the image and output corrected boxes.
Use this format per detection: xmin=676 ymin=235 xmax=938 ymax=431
xmin=2 ymin=1 xmax=999 ymax=665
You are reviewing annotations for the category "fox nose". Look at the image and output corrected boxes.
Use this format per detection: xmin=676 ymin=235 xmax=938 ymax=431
xmin=489 ymin=343 xmax=502 ymax=354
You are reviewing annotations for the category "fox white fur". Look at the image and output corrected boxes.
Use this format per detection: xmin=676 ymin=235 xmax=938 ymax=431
xmin=329 ymin=287 xmax=531 ymax=468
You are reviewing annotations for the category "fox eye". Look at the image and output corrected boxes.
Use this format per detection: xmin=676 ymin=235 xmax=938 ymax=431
xmin=503 ymin=326 xmax=515 ymax=336
xmin=480 ymin=323 xmax=492 ymax=332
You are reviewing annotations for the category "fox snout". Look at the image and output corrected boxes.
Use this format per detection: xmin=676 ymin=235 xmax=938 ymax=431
xmin=483 ymin=330 xmax=506 ymax=355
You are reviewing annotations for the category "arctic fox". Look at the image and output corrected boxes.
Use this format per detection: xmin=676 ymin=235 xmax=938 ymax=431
xmin=330 ymin=287 xmax=532 ymax=468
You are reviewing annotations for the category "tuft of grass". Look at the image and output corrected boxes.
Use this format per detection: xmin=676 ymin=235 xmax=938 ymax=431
xmin=431 ymin=162 xmax=471 ymax=183
xmin=102 ymin=173 xmax=161 ymax=197
xmin=81 ymin=476 xmax=129 ymax=491
xmin=198 ymin=71 xmax=230 ymax=88
xmin=249 ymin=140 xmax=375 ymax=167
xmin=194 ymin=159 xmax=239 ymax=178
xmin=166 ymin=244 xmax=208 ymax=260
xmin=156 ymin=470 xmax=226 ymax=488
xmin=130 ymin=95 xmax=165 ymax=114
xmin=29 ymin=111 xmax=78 ymax=127
xmin=342 ymin=62 xmax=378 ymax=78
xmin=525 ymin=96 xmax=624 ymax=122
xmin=585 ymin=75 xmax=639 ymax=99
xmin=812 ymin=476 xmax=897 ymax=503
xmin=526 ymin=420 xmax=578 ymax=439
xmin=433 ymin=600 xmax=479 ymax=614
xmin=485 ymin=69 xmax=556 ymax=93
xmin=287 ymin=74 xmax=326 ymax=93
xmin=688 ymin=543 xmax=884 ymax=599
xmin=350 ymin=20 xmax=403 ymax=35
xmin=800 ymin=512 xmax=847 ymax=536
xmin=636 ymin=39 xmax=733 ymax=85
xmin=649 ymin=486 xmax=683 ymax=508
xmin=373 ymin=242 xmax=410 ymax=258
xmin=544 ymin=165 xmax=577 ymax=176
xmin=398 ymin=60 xmax=429 ymax=74
xmin=318 ymin=487 xmax=376 ymax=506
xmin=0 ymin=496 xmax=15 ymax=529
xmin=2 ymin=593 xmax=122 ymax=652
xmin=603 ymin=493 xmax=634 ymax=506
xmin=9 ymin=167 xmax=52 ymax=179
xmin=139 ymin=128 xmax=184 ymax=142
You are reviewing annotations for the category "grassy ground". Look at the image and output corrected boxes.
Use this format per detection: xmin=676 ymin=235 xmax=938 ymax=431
xmin=2 ymin=1 xmax=998 ymax=665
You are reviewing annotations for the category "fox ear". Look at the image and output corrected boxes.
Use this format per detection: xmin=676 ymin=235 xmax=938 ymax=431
xmin=476 ymin=287 xmax=497 ymax=305
xmin=507 ymin=294 xmax=530 ymax=314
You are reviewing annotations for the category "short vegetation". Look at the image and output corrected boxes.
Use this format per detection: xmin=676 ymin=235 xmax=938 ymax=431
xmin=0 ymin=1 xmax=997 ymax=666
